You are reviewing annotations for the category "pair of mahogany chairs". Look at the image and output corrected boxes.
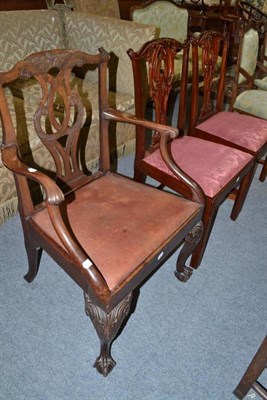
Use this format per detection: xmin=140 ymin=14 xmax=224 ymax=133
xmin=127 ymin=30 xmax=267 ymax=269
xmin=0 ymin=49 xmax=205 ymax=376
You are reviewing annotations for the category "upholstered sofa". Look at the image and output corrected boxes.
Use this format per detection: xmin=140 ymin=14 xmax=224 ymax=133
xmin=0 ymin=9 xmax=156 ymax=225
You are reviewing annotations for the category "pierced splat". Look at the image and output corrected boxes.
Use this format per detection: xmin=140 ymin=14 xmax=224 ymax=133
xmin=194 ymin=31 xmax=229 ymax=122
xmin=26 ymin=51 xmax=87 ymax=187
xmin=0 ymin=49 xmax=110 ymax=192
xmin=128 ymin=38 xmax=191 ymax=155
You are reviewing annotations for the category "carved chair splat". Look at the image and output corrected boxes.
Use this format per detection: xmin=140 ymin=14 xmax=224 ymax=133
xmin=0 ymin=49 xmax=204 ymax=377
xmin=128 ymin=36 xmax=256 ymax=269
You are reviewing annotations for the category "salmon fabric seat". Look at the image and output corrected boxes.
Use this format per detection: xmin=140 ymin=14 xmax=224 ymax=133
xmin=144 ymin=136 xmax=253 ymax=198
xmin=32 ymin=173 xmax=200 ymax=291
xmin=196 ymin=112 xmax=267 ymax=153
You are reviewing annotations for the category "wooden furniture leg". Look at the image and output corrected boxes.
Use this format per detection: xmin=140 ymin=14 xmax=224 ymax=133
xmin=233 ymin=336 xmax=267 ymax=400
xmin=84 ymin=292 xmax=133 ymax=377
xmin=259 ymin=156 xmax=267 ymax=183
xmin=175 ymin=221 xmax=204 ymax=281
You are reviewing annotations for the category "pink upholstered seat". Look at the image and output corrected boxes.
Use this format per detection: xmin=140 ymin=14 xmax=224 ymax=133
xmin=144 ymin=136 xmax=253 ymax=198
xmin=196 ymin=112 xmax=267 ymax=153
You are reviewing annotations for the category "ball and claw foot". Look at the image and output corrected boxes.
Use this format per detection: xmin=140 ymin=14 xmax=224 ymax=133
xmin=175 ymin=266 xmax=193 ymax=282
xmin=93 ymin=354 xmax=116 ymax=377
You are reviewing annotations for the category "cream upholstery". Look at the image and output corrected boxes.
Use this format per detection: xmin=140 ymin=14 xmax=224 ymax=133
xmin=72 ymin=0 xmax=120 ymax=18
xmin=254 ymin=77 xmax=267 ymax=90
xmin=131 ymin=0 xmax=189 ymax=43
xmin=238 ymin=28 xmax=259 ymax=84
xmin=233 ymin=90 xmax=267 ymax=120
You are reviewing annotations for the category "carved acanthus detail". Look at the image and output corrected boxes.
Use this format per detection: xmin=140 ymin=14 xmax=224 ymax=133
xmin=84 ymin=292 xmax=133 ymax=376
xmin=175 ymin=221 xmax=204 ymax=282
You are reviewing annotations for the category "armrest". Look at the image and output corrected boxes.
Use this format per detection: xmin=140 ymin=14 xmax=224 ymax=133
xmin=1 ymin=144 xmax=64 ymax=205
xmin=1 ymin=144 xmax=111 ymax=304
xmin=160 ymin=131 xmax=205 ymax=205
xmin=103 ymin=108 xmax=205 ymax=205
xmin=103 ymin=108 xmax=179 ymax=136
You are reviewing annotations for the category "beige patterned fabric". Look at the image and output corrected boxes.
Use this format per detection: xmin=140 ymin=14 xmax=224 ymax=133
xmin=238 ymin=28 xmax=259 ymax=84
xmin=254 ymin=77 xmax=267 ymax=90
xmin=72 ymin=0 xmax=120 ymax=18
xmin=132 ymin=1 xmax=188 ymax=43
xmin=234 ymin=89 xmax=267 ymax=120
xmin=64 ymin=12 xmax=156 ymax=96
xmin=0 ymin=10 xmax=65 ymax=72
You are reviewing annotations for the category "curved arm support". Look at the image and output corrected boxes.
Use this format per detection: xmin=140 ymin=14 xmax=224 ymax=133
xmin=103 ymin=108 xmax=179 ymax=137
xmin=160 ymin=132 xmax=205 ymax=205
xmin=1 ymin=144 xmax=64 ymax=205
xmin=1 ymin=144 xmax=111 ymax=304
xmin=103 ymin=108 xmax=205 ymax=205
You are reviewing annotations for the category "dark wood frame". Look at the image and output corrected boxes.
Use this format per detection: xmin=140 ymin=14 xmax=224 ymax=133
xmin=0 ymin=48 xmax=204 ymax=377
xmin=128 ymin=35 xmax=256 ymax=269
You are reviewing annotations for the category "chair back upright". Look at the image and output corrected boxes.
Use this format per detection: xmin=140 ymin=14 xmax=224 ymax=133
xmin=189 ymin=30 xmax=229 ymax=131
xmin=128 ymin=37 xmax=191 ymax=158
xmin=0 ymin=49 xmax=111 ymax=217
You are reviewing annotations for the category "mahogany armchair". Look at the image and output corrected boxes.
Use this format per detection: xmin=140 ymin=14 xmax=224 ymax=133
xmin=0 ymin=49 xmax=204 ymax=376
xmin=128 ymin=37 xmax=256 ymax=269
xmin=188 ymin=30 xmax=267 ymax=183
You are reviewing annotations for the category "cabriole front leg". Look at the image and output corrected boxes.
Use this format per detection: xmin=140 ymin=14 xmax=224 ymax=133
xmin=175 ymin=221 xmax=204 ymax=282
xmin=84 ymin=292 xmax=133 ymax=377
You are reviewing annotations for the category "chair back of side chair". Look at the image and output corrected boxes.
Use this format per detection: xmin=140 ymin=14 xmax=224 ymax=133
xmin=128 ymin=37 xmax=191 ymax=156
xmin=0 ymin=49 xmax=111 ymax=216
xmin=189 ymin=30 xmax=229 ymax=131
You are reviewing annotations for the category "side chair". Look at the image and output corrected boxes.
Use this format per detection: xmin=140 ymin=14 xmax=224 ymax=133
xmin=229 ymin=21 xmax=267 ymax=121
xmin=128 ymin=37 xmax=255 ymax=269
xmin=188 ymin=30 xmax=267 ymax=183
xmin=0 ymin=49 xmax=204 ymax=377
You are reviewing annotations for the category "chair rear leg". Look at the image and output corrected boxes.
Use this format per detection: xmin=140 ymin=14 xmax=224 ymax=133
xmin=134 ymin=169 xmax=146 ymax=183
xmin=84 ymin=292 xmax=133 ymax=377
xmin=230 ymin=165 xmax=256 ymax=221
xmin=259 ymin=155 xmax=267 ymax=183
xmin=24 ymin=245 xmax=43 ymax=283
xmin=190 ymin=200 xmax=219 ymax=269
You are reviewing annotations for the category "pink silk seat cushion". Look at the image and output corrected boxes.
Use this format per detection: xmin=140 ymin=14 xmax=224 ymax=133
xmin=196 ymin=111 xmax=267 ymax=152
xmin=144 ymin=136 xmax=253 ymax=198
